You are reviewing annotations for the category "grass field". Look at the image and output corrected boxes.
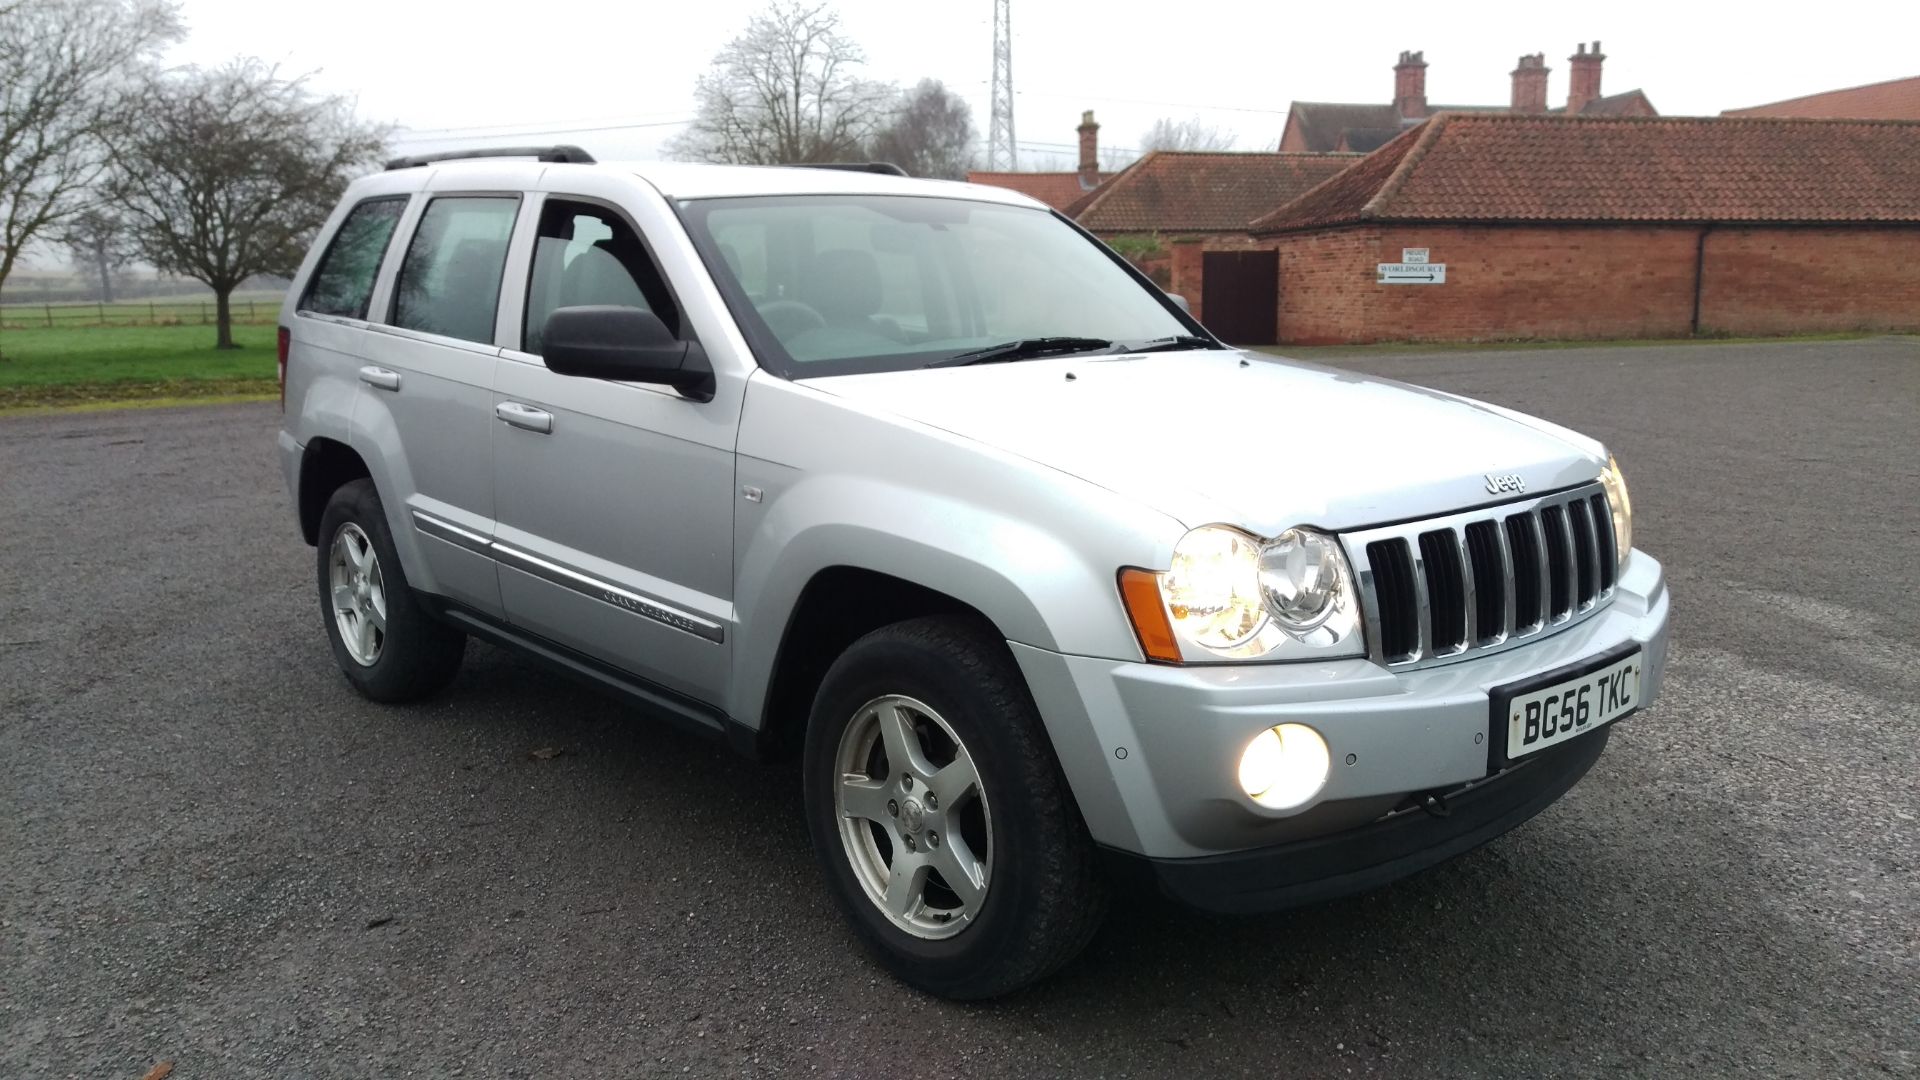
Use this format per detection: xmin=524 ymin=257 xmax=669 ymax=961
xmin=0 ymin=324 xmax=278 ymax=411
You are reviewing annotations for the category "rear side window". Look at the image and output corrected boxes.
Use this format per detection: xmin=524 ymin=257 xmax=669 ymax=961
xmin=522 ymin=199 xmax=678 ymax=355
xmin=391 ymin=196 xmax=519 ymax=345
xmin=301 ymin=198 xmax=406 ymax=318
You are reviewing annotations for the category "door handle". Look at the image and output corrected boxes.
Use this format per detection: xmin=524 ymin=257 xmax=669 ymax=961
xmin=358 ymin=366 xmax=402 ymax=391
xmin=495 ymin=401 xmax=554 ymax=434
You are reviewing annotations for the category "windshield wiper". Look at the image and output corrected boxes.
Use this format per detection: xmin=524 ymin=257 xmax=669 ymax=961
xmin=1118 ymin=334 xmax=1217 ymax=354
xmin=926 ymin=336 xmax=1115 ymax=368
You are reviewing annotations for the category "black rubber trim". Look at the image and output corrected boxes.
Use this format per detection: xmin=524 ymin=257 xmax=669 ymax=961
xmin=1124 ymin=726 xmax=1611 ymax=915
xmin=423 ymin=597 xmax=748 ymax=748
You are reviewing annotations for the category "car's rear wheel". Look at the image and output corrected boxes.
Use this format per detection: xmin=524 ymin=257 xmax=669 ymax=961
xmin=316 ymin=479 xmax=465 ymax=703
xmin=802 ymin=615 xmax=1106 ymax=999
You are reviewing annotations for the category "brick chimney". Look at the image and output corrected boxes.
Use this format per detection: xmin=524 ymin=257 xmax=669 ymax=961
xmin=1510 ymin=53 xmax=1550 ymax=113
xmin=1567 ymin=40 xmax=1605 ymax=113
xmin=1077 ymin=111 xmax=1100 ymax=188
xmin=1394 ymin=50 xmax=1429 ymax=119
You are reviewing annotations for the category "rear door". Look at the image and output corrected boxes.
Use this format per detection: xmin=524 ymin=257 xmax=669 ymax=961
xmin=489 ymin=174 xmax=742 ymax=709
xmin=351 ymin=177 xmax=523 ymax=618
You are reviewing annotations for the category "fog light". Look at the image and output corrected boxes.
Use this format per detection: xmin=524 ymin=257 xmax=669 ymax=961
xmin=1237 ymin=724 xmax=1331 ymax=811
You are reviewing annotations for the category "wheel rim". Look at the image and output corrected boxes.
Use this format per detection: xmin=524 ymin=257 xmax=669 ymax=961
xmin=833 ymin=694 xmax=993 ymax=940
xmin=328 ymin=523 xmax=387 ymax=666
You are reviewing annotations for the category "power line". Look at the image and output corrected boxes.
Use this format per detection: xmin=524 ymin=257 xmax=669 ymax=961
xmin=1018 ymin=88 xmax=1291 ymax=117
xmin=388 ymin=118 xmax=692 ymax=146
xmin=1017 ymin=139 xmax=1150 ymax=154
xmin=398 ymin=111 xmax=692 ymax=137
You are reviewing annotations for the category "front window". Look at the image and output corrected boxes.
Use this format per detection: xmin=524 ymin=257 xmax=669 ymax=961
xmin=679 ymin=195 xmax=1196 ymax=377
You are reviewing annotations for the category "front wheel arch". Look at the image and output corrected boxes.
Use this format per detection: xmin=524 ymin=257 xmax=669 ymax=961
xmin=754 ymin=567 xmax=990 ymax=761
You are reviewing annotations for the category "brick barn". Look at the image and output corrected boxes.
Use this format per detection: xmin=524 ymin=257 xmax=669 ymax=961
xmin=1063 ymin=151 xmax=1354 ymax=337
xmin=1229 ymin=112 xmax=1920 ymax=345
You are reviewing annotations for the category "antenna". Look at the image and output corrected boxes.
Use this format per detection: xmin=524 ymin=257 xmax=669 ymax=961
xmin=987 ymin=0 xmax=1017 ymax=170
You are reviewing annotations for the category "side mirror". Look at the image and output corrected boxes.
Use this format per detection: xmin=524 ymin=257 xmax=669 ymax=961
xmin=1166 ymin=293 xmax=1191 ymax=314
xmin=542 ymin=306 xmax=714 ymax=401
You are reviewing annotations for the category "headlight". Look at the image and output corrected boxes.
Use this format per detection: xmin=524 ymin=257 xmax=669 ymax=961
xmin=1259 ymin=528 xmax=1344 ymax=631
xmin=1162 ymin=527 xmax=1267 ymax=650
xmin=1600 ymin=455 xmax=1632 ymax=568
xmin=1120 ymin=524 xmax=1363 ymax=662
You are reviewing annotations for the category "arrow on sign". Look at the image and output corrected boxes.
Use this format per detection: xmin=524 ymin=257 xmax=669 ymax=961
xmin=1380 ymin=271 xmax=1437 ymax=281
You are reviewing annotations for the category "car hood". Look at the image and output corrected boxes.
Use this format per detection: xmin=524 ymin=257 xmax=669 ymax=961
xmin=804 ymin=349 xmax=1606 ymax=535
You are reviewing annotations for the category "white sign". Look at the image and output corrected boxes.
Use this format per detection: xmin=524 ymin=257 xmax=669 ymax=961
xmin=1378 ymin=262 xmax=1446 ymax=284
xmin=1402 ymin=247 xmax=1429 ymax=264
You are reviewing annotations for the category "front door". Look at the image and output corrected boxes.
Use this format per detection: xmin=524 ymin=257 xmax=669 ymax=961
xmin=490 ymin=191 xmax=738 ymax=708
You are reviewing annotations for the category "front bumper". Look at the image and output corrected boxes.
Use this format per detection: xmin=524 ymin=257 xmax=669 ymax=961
xmin=1009 ymin=550 xmax=1669 ymax=868
xmin=1116 ymin=726 xmax=1609 ymax=914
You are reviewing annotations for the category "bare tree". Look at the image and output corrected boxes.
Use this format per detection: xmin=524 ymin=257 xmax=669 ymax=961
xmin=1139 ymin=117 xmax=1237 ymax=153
xmin=62 ymin=206 xmax=135 ymax=301
xmin=867 ymin=79 xmax=974 ymax=179
xmin=666 ymin=2 xmax=895 ymax=165
xmin=0 ymin=0 xmax=182 ymax=298
xmin=107 ymin=61 xmax=388 ymax=348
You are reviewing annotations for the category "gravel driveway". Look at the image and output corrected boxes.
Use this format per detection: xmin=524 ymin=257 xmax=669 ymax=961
xmin=3 ymin=336 xmax=1915 ymax=1078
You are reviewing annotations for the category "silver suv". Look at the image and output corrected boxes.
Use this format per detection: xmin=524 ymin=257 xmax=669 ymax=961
xmin=277 ymin=146 xmax=1670 ymax=999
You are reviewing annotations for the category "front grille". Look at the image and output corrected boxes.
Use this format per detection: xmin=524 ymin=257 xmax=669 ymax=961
xmin=1344 ymin=482 xmax=1617 ymax=669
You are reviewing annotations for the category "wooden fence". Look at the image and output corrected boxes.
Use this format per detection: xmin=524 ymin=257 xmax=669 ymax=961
xmin=0 ymin=298 xmax=281 ymax=329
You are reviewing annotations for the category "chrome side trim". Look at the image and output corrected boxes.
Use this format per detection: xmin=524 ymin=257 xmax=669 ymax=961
xmin=409 ymin=509 xmax=724 ymax=644
xmin=412 ymin=509 xmax=492 ymax=556
xmin=1342 ymin=482 xmax=1615 ymax=672
xmin=490 ymin=543 xmax=725 ymax=644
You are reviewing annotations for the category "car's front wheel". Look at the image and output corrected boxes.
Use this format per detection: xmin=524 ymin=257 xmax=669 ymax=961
xmin=315 ymin=478 xmax=465 ymax=702
xmin=802 ymin=616 xmax=1106 ymax=999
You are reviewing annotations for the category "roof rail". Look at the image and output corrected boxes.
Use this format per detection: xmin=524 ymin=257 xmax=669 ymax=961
xmin=790 ymin=162 xmax=910 ymax=177
xmin=384 ymin=145 xmax=597 ymax=171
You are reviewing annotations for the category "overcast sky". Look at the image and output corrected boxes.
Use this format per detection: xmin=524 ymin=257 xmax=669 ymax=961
xmin=161 ymin=0 xmax=1916 ymax=171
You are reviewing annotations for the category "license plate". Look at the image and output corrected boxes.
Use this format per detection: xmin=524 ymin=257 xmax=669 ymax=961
xmin=1496 ymin=649 xmax=1641 ymax=762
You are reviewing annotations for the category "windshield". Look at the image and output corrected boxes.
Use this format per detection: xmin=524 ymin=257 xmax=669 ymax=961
xmin=678 ymin=194 xmax=1199 ymax=377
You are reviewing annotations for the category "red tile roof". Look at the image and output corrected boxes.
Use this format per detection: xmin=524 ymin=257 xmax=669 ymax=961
xmin=1723 ymin=75 xmax=1920 ymax=120
xmin=1251 ymin=112 xmax=1920 ymax=233
xmin=965 ymin=171 xmax=1099 ymax=209
xmin=1066 ymin=151 xmax=1360 ymax=232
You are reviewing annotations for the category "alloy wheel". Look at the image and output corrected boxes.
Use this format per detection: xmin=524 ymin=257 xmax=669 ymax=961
xmin=833 ymin=694 xmax=993 ymax=939
xmin=328 ymin=523 xmax=387 ymax=666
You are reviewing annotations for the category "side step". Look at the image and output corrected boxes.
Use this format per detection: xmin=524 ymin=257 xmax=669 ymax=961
xmin=434 ymin=602 xmax=733 ymax=745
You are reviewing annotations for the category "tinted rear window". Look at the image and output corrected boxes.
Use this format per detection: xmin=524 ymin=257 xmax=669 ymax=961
xmin=391 ymin=196 xmax=519 ymax=345
xmin=301 ymin=198 xmax=407 ymax=319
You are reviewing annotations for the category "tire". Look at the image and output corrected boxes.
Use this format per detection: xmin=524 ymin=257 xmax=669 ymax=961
xmin=802 ymin=615 xmax=1106 ymax=999
xmin=315 ymin=478 xmax=465 ymax=703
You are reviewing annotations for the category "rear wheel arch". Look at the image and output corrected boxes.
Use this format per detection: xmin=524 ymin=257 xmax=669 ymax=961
xmin=755 ymin=567 xmax=1010 ymax=761
xmin=298 ymin=437 xmax=372 ymax=546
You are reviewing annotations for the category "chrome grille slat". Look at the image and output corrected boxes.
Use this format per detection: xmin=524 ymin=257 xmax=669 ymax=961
xmin=1456 ymin=525 xmax=1478 ymax=649
xmin=1494 ymin=518 xmax=1518 ymax=640
xmin=1589 ymin=493 xmax=1617 ymax=593
xmin=1528 ymin=507 xmax=1559 ymax=622
xmin=1568 ymin=497 xmax=1600 ymax=610
xmin=1411 ymin=540 xmax=1433 ymax=662
xmin=1342 ymin=482 xmax=1616 ymax=672
xmin=1466 ymin=518 xmax=1514 ymax=644
xmin=1417 ymin=529 xmax=1467 ymax=657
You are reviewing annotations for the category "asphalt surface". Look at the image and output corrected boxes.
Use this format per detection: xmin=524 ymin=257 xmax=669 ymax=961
xmin=3 ymin=336 xmax=1916 ymax=1078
